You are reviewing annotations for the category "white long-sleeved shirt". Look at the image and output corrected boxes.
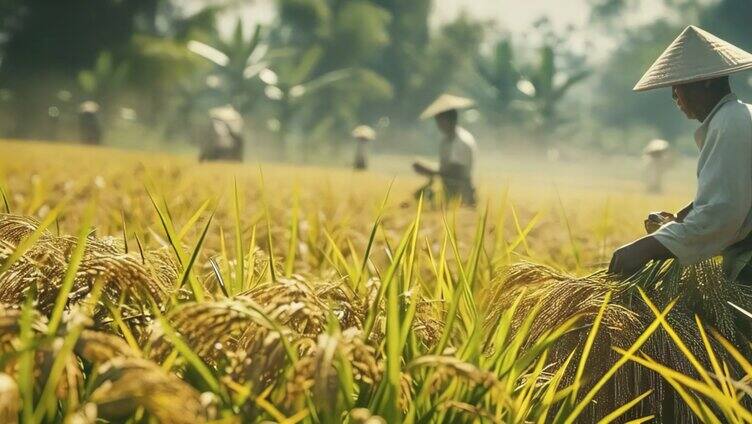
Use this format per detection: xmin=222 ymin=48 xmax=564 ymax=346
xmin=439 ymin=126 xmax=477 ymax=176
xmin=653 ymin=94 xmax=752 ymax=270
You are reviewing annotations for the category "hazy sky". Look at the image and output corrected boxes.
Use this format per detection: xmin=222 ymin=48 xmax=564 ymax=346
xmin=432 ymin=0 xmax=593 ymax=30
xmin=212 ymin=0 xmax=598 ymax=34
xmin=203 ymin=0 xmax=665 ymax=57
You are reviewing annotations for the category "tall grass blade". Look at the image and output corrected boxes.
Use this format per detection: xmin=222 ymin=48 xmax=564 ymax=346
xmin=233 ymin=179 xmax=244 ymax=293
xmin=175 ymin=211 xmax=214 ymax=302
xmin=48 ymin=201 xmax=95 ymax=334
xmin=0 ymin=184 xmax=10 ymax=213
xmin=284 ymin=187 xmax=299 ymax=277
xmin=595 ymin=390 xmax=653 ymax=424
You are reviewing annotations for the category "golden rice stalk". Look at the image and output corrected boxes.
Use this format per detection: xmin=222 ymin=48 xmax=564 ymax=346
xmin=238 ymin=277 xmax=328 ymax=336
xmin=0 ymin=239 xmax=15 ymax=262
xmin=0 ymin=372 xmax=19 ymax=424
xmin=406 ymin=355 xmax=500 ymax=395
xmin=201 ymin=248 xmax=270 ymax=294
xmin=75 ymin=330 xmax=138 ymax=364
xmin=312 ymin=280 xmax=366 ymax=329
xmin=0 ymin=228 xmax=177 ymax=332
xmin=0 ymin=241 xmax=68 ymax=308
xmin=89 ymin=357 xmax=207 ymax=424
xmin=148 ymin=298 xmax=266 ymax=364
xmin=225 ymin=329 xmax=306 ymax=404
xmin=0 ymin=304 xmax=48 ymax=354
xmin=143 ymin=248 xmax=181 ymax=291
xmin=440 ymin=400 xmax=501 ymax=424
xmin=72 ymin=252 xmax=172 ymax=309
xmin=288 ymin=328 xmax=380 ymax=405
xmin=0 ymin=213 xmax=46 ymax=245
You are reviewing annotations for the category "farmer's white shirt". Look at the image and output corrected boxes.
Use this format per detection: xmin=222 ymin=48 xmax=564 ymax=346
xmin=653 ymin=94 xmax=752 ymax=266
xmin=439 ymin=126 xmax=477 ymax=171
xmin=355 ymin=140 xmax=368 ymax=163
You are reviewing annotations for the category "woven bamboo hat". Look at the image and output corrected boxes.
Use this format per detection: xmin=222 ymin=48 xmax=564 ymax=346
xmin=634 ymin=25 xmax=752 ymax=92
xmin=419 ymin=94 xmax=474 ymax=120
xmin=79 ymin=101 xmax=100 ymax=114
xmin=643 ymin=139 xmax=670 ymax=155
xmin=209 ymin=105 xmax=243 ymax=134
xmin=352 ymin=125 xmax=376 ymax=141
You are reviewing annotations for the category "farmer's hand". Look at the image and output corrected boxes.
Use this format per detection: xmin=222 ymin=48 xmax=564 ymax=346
xmin=609 ymin=236 xmax=673 ymax=277
xmin=644 ymin=211 xmax=675 ymax=234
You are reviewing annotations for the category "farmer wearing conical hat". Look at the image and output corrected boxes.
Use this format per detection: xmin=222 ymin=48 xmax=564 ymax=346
xmin=78 ymin=101 xmax=102 ymax=145
xmin=414 ymin=94 xmax=478 ymax=206
xmin=642 ymin=139 xmax=673 ymax=194
xmin=199 ymin=105 xmax=245 ymax=162
xmin=610 ymin=26 xmax=752 ymax=282
xmin=352 ymin=125 xmax=375 ymax=171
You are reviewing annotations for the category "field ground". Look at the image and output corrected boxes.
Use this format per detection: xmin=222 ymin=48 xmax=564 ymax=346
xmin=0 ymin=139 xmax=694 ymax=272
xmin=1 ymin=139 xmax=747 ymax=424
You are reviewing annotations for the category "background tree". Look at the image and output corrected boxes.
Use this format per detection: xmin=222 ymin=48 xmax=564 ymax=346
xmin=522 ymin=43 xmax=590 ymax=138
xmin=187 ymin=20 xmax=271 ymax=114
xmin=271 ymin=0 xmax=393 ymax=157
xmin=0 ymin=0 xmax=150 ymax=137
xmin=469 ymin=38 xmax=524 ymax=123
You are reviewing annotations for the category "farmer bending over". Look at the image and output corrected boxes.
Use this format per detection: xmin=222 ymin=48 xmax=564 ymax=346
xmin=610 ymin=26 xmax=752 ymax=283
xmin=413 ymin=94 xmax=478 ymax=206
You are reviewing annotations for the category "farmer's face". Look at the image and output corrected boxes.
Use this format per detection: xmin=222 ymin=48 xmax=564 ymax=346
xmin=435 ymin=114 xmax=455 ymax=135
xmin=672 ymin=85 xmax=698 ymax=120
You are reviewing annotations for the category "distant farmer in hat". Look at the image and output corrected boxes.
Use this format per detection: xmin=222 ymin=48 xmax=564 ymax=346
xmin=413 ymin=94 xmax=478 ymax=206
xmin=352 ymin=125 xmax=375 ymax=170
xmin=642 ymin=139 xmax=673 ymax=194
xmin=199 ymin=105 xmax=245 ymax=162
xmin=610 ymin=26 xmax=752 ymax=283
xmin=78 ymin=101 xmax=102 ymax=145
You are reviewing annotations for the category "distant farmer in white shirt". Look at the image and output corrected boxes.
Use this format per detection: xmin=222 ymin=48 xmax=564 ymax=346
xmin=199 ymin=105 xmax=245 ymax=162
xmin=413 ymin=94 xmax=478 ymax=206
xmin=78 ymin=101 xmax=102 ymax=145
xmin=352 ymin=125 xmax=376 ymax=171
xmin=610 ymin=26 xmax=752 ymax=283
xmin=642 ymin=139 xmax=673 ymax=194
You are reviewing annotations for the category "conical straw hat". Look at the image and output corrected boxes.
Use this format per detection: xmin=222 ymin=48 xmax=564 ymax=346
xmin=210 ymin=105 xmax=243 ymax=134
xmin=79 ymin=101 xmax=100 ymax=114
xmin=643 ymin=139 xmax=670 ymax=155
xmin=419 ymin=94 xmax=474 ymax=120
xmin=352 ymin=125 xmax=376 ymax=141
xmin=634 ymin=25 xmax=752 ymax=92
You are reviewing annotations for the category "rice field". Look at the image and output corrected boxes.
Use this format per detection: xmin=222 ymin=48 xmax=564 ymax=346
xmin=0 ymin=139 xmax=750 ymax=423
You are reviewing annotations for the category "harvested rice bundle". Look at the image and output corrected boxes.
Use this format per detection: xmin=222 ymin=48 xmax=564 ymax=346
xmin=0 ymin=213 xmax=46 ymax=245
xmin=88 ymin=357 xmax=207 ymax=423
xmin=488 ymin=261 xmax=752 ymax=422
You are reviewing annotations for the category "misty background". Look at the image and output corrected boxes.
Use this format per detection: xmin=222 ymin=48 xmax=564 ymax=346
xmin=0 ymin=0 xmax=750 ymax=179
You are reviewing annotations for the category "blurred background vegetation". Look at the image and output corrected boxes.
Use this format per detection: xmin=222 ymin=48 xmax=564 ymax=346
xmin=0 ymin=0 xmax=750 ymax=162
